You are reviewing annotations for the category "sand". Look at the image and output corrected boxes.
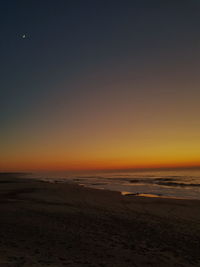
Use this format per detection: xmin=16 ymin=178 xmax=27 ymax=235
xmin=0 ymin=173 xmax=200 ymax=267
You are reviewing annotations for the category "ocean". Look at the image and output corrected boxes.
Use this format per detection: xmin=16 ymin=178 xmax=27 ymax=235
xmin=27 ymin=169 xmax=200 ymax=200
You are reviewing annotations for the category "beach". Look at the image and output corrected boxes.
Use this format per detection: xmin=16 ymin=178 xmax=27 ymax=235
xmin=0 ymin=173 xmax=200 ymax=267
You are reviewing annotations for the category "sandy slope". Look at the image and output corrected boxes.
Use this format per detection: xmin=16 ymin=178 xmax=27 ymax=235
xmin=0 ymin=173 xmax=200 ymax=267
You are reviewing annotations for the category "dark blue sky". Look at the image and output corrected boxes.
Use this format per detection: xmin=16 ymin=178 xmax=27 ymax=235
xmin=1 ymin=0 xmax=200 ymax=170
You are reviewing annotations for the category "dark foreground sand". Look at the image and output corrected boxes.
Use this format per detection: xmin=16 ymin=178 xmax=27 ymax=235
xmin=0 ymin=173 xmax=200 ymax=267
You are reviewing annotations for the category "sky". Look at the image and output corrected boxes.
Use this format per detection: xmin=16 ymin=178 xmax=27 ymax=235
xmin=1 ymin=0 xmax=200 ymax=171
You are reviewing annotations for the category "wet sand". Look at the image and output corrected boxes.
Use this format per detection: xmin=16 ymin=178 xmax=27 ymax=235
xmin=0 ymin=173 xmax=200 ymax=267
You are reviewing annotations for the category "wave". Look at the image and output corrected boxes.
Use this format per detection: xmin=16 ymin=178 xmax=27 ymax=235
xmin=129 ymin=178 xmax=200 ymax=187
xmin=129 ymin=178 xmax=177 ymax=183
xmin=156 ymin=182 xmax=200 ymax=187
xmin=73 ymin=175 xmax=200 ymax=189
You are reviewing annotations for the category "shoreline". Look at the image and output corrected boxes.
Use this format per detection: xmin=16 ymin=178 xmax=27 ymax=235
xmin=21 ymin=170 xmax=200 ymax=201
xmin=31 ymin=176 xmax=200 ymax=201
xmin=0 ymin=173 xmax=200 ymax=266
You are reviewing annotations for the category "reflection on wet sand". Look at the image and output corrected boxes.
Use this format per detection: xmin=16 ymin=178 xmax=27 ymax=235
xmin=121 ymin=192 xmax=161 ymax=197
xmin=121 ymin=191 xmax=188 ymax=199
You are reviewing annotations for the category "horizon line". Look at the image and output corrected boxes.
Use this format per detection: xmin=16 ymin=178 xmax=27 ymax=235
xmin=1 ymin=165 xmax=200 ymax=173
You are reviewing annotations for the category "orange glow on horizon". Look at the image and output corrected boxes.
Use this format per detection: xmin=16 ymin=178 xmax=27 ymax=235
xmin=1 ymin=157 xmax=200 ymax=172
xmin=1 ymin=71 xmax=200 ymax=173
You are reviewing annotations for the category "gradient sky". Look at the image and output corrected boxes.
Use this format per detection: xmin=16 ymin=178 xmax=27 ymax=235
xmin=1 ymin=0 xmax=200 ymax=171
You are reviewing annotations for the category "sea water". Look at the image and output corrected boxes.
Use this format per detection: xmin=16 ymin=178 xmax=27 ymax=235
xmin=27 ymin=169 xmax=200 ymax=200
